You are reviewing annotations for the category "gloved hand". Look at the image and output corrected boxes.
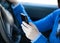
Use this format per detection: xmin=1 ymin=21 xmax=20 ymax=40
xmin=21 ymin=21 xmax=41 ymax=41
xmin=49 ymin=16 xmax=60 ymax=43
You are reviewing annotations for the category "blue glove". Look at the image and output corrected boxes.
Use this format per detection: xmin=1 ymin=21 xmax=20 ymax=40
xmin=49 ymin=16 xmax=60 ymax=43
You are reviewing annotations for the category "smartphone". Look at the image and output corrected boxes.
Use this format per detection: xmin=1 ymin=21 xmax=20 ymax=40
xmin=21 ymin=13 xmax=29 ymax=24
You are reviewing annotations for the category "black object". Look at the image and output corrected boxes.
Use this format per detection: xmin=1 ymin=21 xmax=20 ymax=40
xmin=21 ymin=13 xmax=29 ymax=24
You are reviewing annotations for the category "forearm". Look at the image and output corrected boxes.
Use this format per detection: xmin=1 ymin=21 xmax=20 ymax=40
xmin=34 ymin=9 xmax=60 ymax=32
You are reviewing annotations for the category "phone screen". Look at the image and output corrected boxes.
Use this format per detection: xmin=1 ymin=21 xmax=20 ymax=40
xmin=21 ymin=13 xmax=29 ymax=24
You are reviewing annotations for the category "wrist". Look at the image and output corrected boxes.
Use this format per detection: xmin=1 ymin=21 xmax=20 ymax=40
xmin=31 ymin=32 xmax=41 ymax=43
xmin=30 ymin=32 xmax=41 ymax=41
